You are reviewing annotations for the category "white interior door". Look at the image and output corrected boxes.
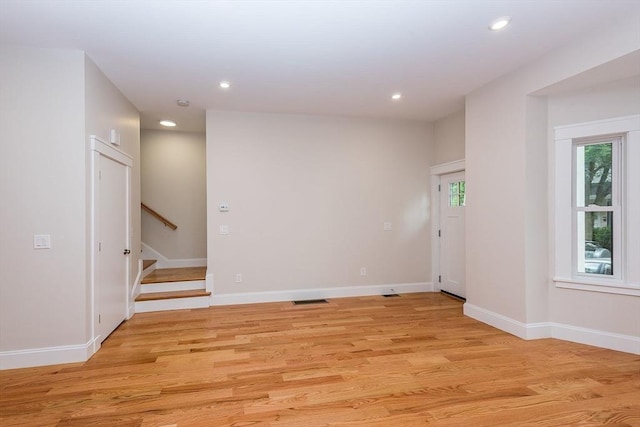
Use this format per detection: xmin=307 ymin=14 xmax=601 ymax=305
xmin=439 ymin=171 xmax=466 ymax=298
xmin=96 ymin=153 xmax=129 ymax=341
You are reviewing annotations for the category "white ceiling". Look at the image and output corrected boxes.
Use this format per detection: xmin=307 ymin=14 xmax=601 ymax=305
xmin=1 ymin=0 xmax=639 ymax=132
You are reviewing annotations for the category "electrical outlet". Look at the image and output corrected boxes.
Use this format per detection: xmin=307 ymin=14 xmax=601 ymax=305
xmin=235 ymin=273 xmax=242 ymax=283
xmin=360 ymin=267 xmax=367 ymax=276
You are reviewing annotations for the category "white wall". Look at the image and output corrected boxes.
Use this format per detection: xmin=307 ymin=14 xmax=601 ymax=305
xmin=524 ymin=95 xmax=549 ymax=324
xmin=207 ymin=111 xmax=433 ymax=299
xmin=85 ymin=55 xmax=141 ymax=300
xmin=547 ymin=76 xmax=640 ymax=126
xmin=464 ymin=12 xmax=639 ymax=345
xmin=141 ymin=130 xmax=206 ymax=260
xmin=466 ymin=72 xmax=529 ymax=322
xmin=0 ymin=46 xmax=88 ymax=353
xmin=433 ymin=109 xmax=465 ymax=165
xmin=547 ymin=76 xmax=640 ymax=337
xmin=0 ymin=46 xmax=140 ymax=368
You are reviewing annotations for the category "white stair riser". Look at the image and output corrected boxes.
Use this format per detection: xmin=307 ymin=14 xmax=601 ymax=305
xmin=135 ymin=296 xmax=210 ymax=313
xmin=140 ymin=280 xmax=205 ymax=293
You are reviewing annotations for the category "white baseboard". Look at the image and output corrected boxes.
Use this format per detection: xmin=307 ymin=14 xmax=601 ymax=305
xmin=550 ymin=323 xmax=640 ymax=355
xmin=211 ymin=282 xmax=433 ymax=306
xmin=464 ymin=303 xmax=639 ymax=355
xmin=141 ymin=242 xmax=206 ymax=268
xmin=463 ymin=303 xmax=545 ymax=339
xmin=0 ymin=337 xmax=99 ymax=370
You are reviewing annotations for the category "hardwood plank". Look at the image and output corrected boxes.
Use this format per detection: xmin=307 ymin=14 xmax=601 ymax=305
xmin=1 ymin=293 xmax=638 ymax=426
xmin=141 ymin=267 xmax=206 ymax=284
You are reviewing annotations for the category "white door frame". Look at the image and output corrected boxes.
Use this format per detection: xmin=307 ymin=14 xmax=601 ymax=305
xmin=430 ymin=159 xmax=465 ymax=292
xmin=90 ymin=135 xmax=133 ymax=355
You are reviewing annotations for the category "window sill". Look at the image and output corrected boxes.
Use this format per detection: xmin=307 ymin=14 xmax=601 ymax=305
xmin=553 ymin=276 xmax=640 ymax=296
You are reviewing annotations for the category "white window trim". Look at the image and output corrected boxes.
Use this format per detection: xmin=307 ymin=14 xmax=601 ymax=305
xmin=553 ymin=115 xmax=640 ymax=296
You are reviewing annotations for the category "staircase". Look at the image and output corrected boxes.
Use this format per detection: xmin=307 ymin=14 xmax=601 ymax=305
xmin=135 ymin=260 xmax=211 ymax=313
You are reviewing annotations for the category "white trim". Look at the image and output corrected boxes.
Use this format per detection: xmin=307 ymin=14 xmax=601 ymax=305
xmin=463 ymin=303 xmax=544 ymax=340
xmin=554 ymin=115 xmax=640 ymax=140
xmin=0 ymin=337 xmax=100 ymax=370
xmin=430 ymin=159 xmax=465 ymax=176
xmin=90 ymin=135 xmax=133 ymax=166
xmin=551 ymin=323 xmax=640 ymax=355
xmin=211 ymin=282 xmax=432 ymax=306
xmin=141 ymin=242 xmax=206 ymax=268
xmin=129 ymin=259 xmax=144 ymax=317
xmin=135 ymin=295 xmax=211 ymax=313
xmin=553 ymin=276 xmax=640 ymax=296
xmin=90 ymin=135 xmax=133 ymax=347
xmin=430 ymin=159 xmax=465 ymax=293
xmin=553 ymin=115 xmax=640 ymax=292
xmin=464 ymin=303 xmax=639 ymax=354
xmin=206 ymin=272 xmax=214 ymax=305
xmin=140 ymin=280 xmax=206 ymax=293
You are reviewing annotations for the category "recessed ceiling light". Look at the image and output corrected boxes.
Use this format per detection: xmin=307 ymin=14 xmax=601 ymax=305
xmin=391 ymin=93 xmax=402 ymax=100
xmin=219 ymin=81 xmax=231 ymax=89
xmin=159 ymin=120 xmax=176 ymax=127
xmin=489 ymin=16 xmax=511 ymax=31
xmin=176 ymin=99 xmax=190 ymax=107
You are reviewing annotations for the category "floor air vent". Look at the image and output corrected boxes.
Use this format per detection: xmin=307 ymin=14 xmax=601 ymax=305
xmin=382 ymin=294 xmax=400 ymax=298
xmin=292 ymin=299 xmax=328 ymax=305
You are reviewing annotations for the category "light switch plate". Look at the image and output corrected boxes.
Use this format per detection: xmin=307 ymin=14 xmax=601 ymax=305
xmin=219 ymin=225 xmax=229 ymax=235
xmin=383 ymin=222 xmax=392 ymax=231
xmin=34 ymin=234 xmax=51 ymax=249
xmin=219 ymin=203 xmax=230 ymax=212
xmin=110 ymin=129 xmax=121 ymax=145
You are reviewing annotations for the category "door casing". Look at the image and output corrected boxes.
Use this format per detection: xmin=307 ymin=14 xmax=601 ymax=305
xmin=430 ymin=159 xmax=465 ymax=296
xmin=90 ymin=135 xmax=132 ymax=354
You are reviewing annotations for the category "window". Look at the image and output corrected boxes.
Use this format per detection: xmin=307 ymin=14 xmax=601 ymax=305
xmin=449 ymin=180 xmax=465 ymax=207
xmin=554 ymin=115 xmax=639 ymax=296
xmin=574 ymin=139 xmax=619 ymax=277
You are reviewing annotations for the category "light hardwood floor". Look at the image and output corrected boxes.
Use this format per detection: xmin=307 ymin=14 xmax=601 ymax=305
xmin=1 ymin=293 xmax=639 ymax=426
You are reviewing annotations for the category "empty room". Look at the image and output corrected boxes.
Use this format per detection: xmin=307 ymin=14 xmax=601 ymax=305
xmin=1 ymin=0 xmax=639 ymax=425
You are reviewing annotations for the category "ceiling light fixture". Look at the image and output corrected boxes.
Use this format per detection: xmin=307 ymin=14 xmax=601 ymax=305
xmin=176 ymin=99 xmax=190 ymax=107
xmin=159 ymin=120 xmax=176 ymax=127
xmin=489 ymin=16 xmax=511 ymax=31
xmin=219 ymin=81 xmax=231 ymax=89
xmin=391 ymin=93 xmax=402 ymax=100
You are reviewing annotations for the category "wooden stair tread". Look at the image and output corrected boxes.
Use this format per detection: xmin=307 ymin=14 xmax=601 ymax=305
xmin=135 ymin=289 xmax=211 ymax=302
xmin=141 ymin=266 xmax=206 ymax=284
xmin=142 ymin=259 xmax=157 ymax=270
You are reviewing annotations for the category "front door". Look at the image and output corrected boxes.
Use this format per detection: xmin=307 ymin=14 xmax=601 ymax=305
xmin=439 ymin=171 xmax=466 ymax=298
xmin=96 ymin=153 xmax=129 ymax=341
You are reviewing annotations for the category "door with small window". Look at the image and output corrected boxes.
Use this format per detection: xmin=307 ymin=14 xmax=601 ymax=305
xmin=439 ymin=171 xmax=466 ymax=298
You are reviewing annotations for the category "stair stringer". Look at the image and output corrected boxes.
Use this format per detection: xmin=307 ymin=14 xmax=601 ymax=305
xmin=130 ymin=258 xmax=144 ymax=318
xmin=141 ymin=242 xmax=206 ymax=269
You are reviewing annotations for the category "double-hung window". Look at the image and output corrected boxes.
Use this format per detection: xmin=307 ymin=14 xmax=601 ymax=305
xmin=574 ymin=138 xmax=620 ymax=277
xmin=554 ymin=115 xmax=640 ymax=296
